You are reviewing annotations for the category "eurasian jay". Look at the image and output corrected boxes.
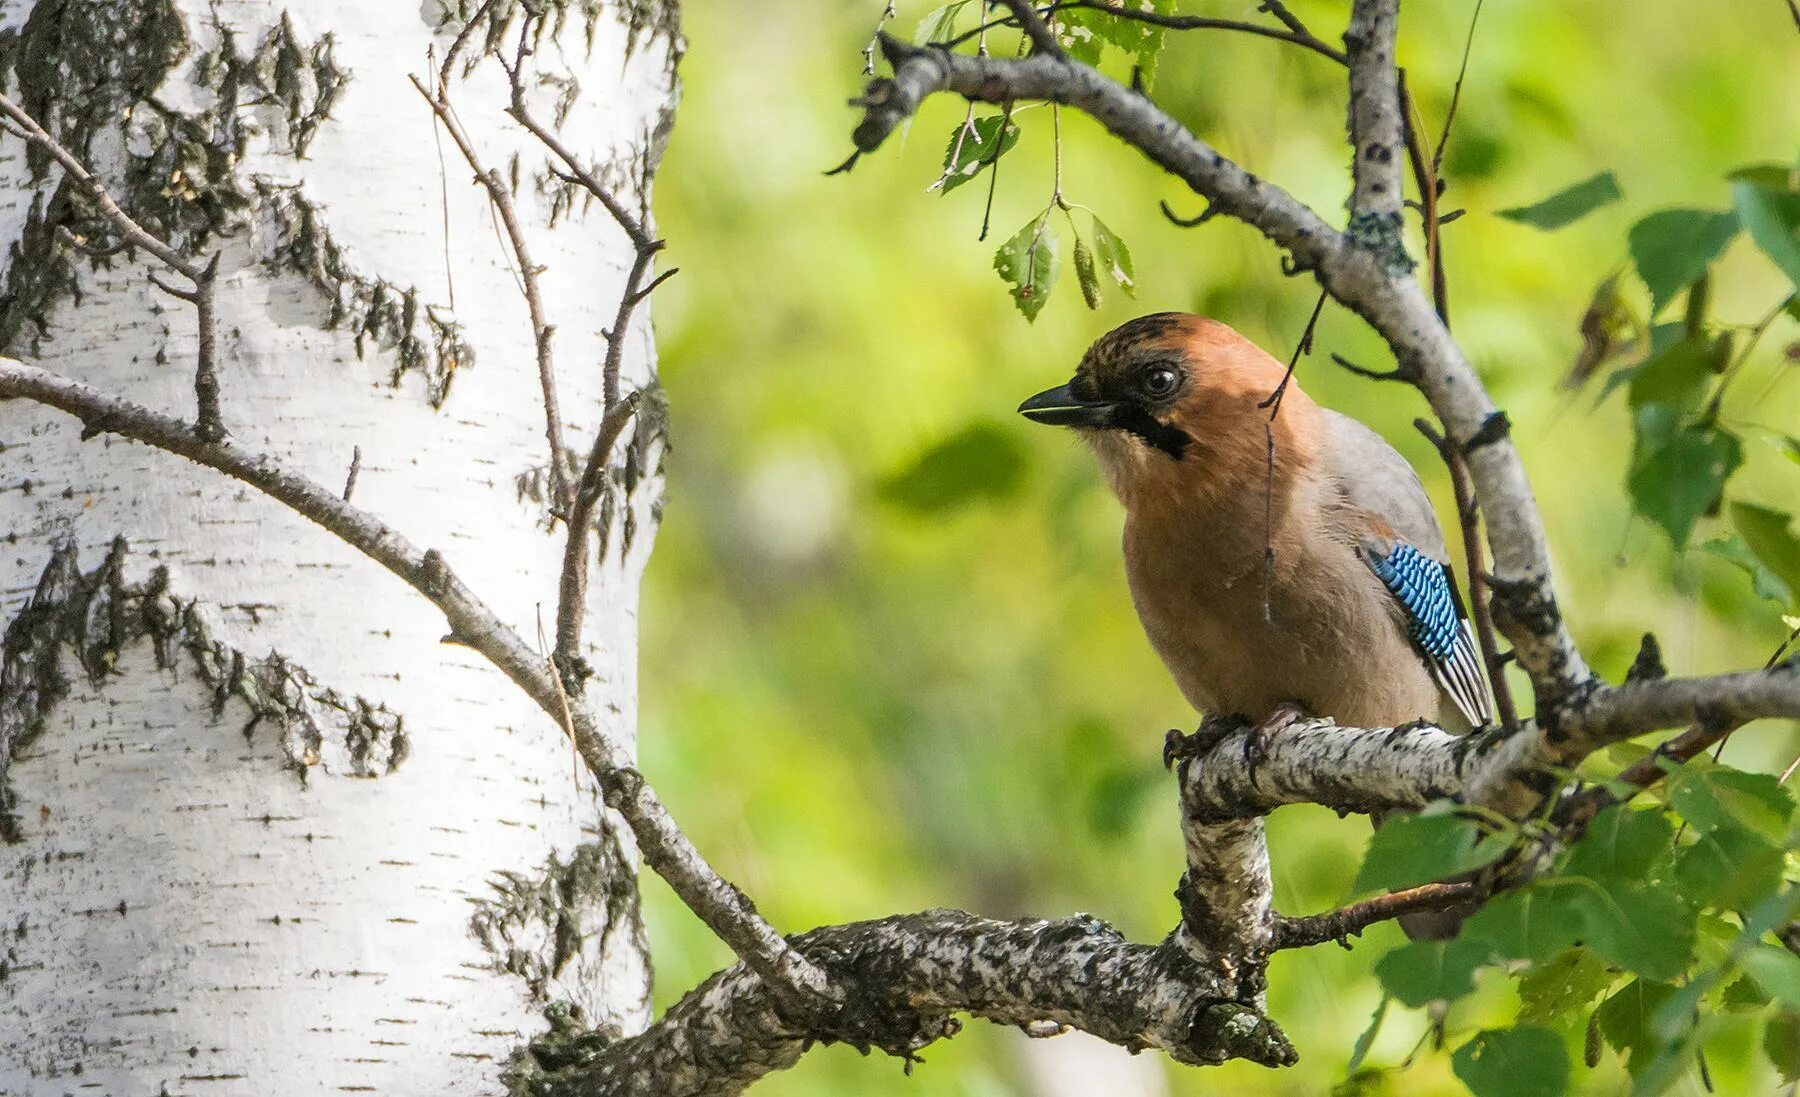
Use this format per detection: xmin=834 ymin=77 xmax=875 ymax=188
xmin=1019 ymin=312 xmax=1491 ymax=742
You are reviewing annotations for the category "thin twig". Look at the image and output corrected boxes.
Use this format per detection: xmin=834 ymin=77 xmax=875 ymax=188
xmin=1416 ymin=419 xmax=1519 ymax=732
xmin=342 ymin=445 xmax=362 ymax=502
xmin=0 ymin=91 xmax=225 ymax=441
xmin=1270 ymin=882 xmax=1483 ymax=950
xmin=411 ymin=73 xmax=573 ymax=517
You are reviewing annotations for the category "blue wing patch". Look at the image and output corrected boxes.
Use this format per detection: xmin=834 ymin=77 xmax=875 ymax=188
xmin=1365 ymin=542 xmax=1493 ymax=728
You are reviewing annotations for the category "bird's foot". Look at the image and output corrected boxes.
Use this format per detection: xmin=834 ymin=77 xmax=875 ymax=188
xmin=1243 ymin=701 xmax=1308 ymax=785
xmin=1163 ymin=716 xmax=1242 ymax=771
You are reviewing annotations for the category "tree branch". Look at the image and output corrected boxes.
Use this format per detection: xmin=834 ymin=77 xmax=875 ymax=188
xmin=0 ymin=357 xmax=838 ymax=1018
xmin=0 ymin=91 xmax=224 ymax=442
xmin=1270 ymin=882 xmax=1483 ymax=950
xmin=410 ymin=73 xmax=574 ymax=516
xmin=1343 ymin=0 xmax=1406 ymax=231
xmin=517 ymin=911 xmax=1296 ymax=1097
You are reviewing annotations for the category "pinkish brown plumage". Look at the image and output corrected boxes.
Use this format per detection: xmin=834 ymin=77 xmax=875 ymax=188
xmin=1020 ymin=313 xmax=1490 ymax=734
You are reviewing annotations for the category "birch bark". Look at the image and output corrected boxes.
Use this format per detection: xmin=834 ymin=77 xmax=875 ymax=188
xmin=0 ymin=2 xmax=678 ymax=1093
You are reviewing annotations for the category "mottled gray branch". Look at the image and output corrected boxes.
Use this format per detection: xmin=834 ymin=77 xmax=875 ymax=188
xmin=516 ymin=911 xmax=1296 ymax=1097
xmin=0 ymin=357 xmax=836 ymax=1018
xmin=1343 ymin=0 xmax=1405 ymax=229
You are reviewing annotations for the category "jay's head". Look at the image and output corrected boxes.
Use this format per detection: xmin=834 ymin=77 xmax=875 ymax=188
xmin=1019 ymin=312 xmax=1312 ymax=505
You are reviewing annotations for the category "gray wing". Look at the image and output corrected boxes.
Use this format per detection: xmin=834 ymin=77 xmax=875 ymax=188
xmin=1321 ymin=410 xmax=1493 ymax=729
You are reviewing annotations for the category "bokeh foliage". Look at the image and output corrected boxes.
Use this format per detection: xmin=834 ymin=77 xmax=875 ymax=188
xmin=642 ymin=1 xmax=1800 ymax=1094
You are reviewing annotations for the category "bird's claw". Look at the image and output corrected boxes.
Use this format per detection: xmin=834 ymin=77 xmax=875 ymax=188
xmin=1242 ymin=702 xmax=1307 ymax=786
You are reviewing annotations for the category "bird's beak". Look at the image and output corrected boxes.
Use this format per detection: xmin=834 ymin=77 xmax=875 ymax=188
xmin=1017 ymin=382 xmax=1117 ymax=428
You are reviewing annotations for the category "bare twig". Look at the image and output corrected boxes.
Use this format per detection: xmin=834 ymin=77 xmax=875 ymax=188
xmin=0 ymin=91 xmax=225 ymax=441
xmin=1271 ymin=882 xmax=1483 ymax=949
xmin=411 ymin=73 xmax=573 ymax=516
xmin=997 ymin=0 xmax=1064 ymax=56
xmin=342 ymin=445 xmax=362 ymax=502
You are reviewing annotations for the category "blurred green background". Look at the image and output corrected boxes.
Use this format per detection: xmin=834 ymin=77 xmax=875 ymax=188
xmin=638 ymin=2 xmax=1800 ymax=1094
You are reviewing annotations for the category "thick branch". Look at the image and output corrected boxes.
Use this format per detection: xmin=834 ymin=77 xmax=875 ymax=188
xmin=522 ymin=911 xmax=1296 ymax=1097
xmin=0 ymin=357 xmax=835 ymax=1015
xmin=1343 ymin=0 xmax=1405 ymax=229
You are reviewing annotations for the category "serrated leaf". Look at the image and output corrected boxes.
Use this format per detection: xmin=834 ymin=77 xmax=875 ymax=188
xmin=1569 ymin=881 xmax=1696 ymax=981
xmin=1497 ymin=171 xmax=1623 ymax=230
xmin=1060 ymin=0 xmax=1175 ymax=87
xmin=878 ymin=420 xmax=1028 ymax=513
xmin=1374 ymin=937 xmax=1494 ymax=1007
xmin=1674 ymin=822 xmax=1786 ymax=909
xmin=1465 ymin=885 xmax=1584 ymax=963
xmin=1353 ymin=809 xmax=1508 ymax=893
xmin=1627 ymin=335 xmax=1715 ymax=413
xmin=914 ymin=1 xmax=971 ymax=44
xmin=1564 ymin=806 xmax=1673 ymax=880
xmin=1073 ymin=235 xmax=1102 ymax=309
xmin=994 ymin=215 xmax=1059 ymax=321
xmin=1627 ymin=424 xmax=1742 ymax=548
xmin=1741 ymin=945 xmax=1800 ymax=1009
xmin=1667 ymin=765 xmax=1794 ymax=842
xmin=1089 ymin=214 xmax=1135 ymax=297
xmin=1599 ymin=978 xmax=1684 ymax=1075
xmin=1731 ymin=168 xmax=1800 ymax=289
xmin=1768 ymin=1008 xmax=1800 ymax=1083
xmin=1451 ymin=1027 xmax=1569 ymax=1097
xmin=1732 ymin=503 xmax=1800 ymax=611
xmin=1629 ymin=209 xmax=1740 ymax=317
xmin=1702 ymin=534 xmax=1795 ymax=608
xmin=938 ymin=114 xmax=1020 ymax=194
xmin=1519 ymin=949 xmax=1617 ymax=1026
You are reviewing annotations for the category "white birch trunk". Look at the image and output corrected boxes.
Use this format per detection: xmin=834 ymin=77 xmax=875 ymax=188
xmin=0 ymin=2 xmax=677 ymax=1093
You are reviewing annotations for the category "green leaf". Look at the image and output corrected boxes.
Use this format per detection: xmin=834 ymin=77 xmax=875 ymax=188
xmin=1073 ymin=235 xmax=1102 ymax=309
xmin=1629 ymin=209 xmax=1740 ymax=317
xmin=1702 ymin=534 xmax=1795 ymax=608
xmin=1741 ymin=945 xmax=1800 ymax=1009
xmin=914 ymin=1 xmax=971 ymax=44
xmin=1733 ymin=503 xmax=1800 ymax=610
xmin=1465 ymin=885 xmax=1584 ymax=963
xmin=1731 ymin=168 xmax=1800 ymax=289
xmin=1666 ymin=765 xmax=1794 ymax=842
xmin=1087 ymin=763 xmax=1160 ymax=839
xmin=1451 ymin=1027 xmax=1569 ymax=1097
xmin=1627 ymin=424 xmax=1742 ymax=548
xmin=878 ymin=420 xmax=1028 ymax=513
xmin=994 ymin=215 xmax=1059 ymax=321
xmin=1767 ymin=1008 xmax=1800 ymax=1084
xmin=1497 ymin=171 xmax=1623 ymax=230
xmin=1571 ymin=881 xmax=1696 ymax=982
xmin=1599 ymin=978 xmax=1684 ymax=1075
xmin=1626 ymin=335 xmax=1716 ymax=414
xmin=1060 ymin=0 xmax=1175 ymax=86
xmin=1353 ymin=809 xmax=1508 ymax=893
xmin=1374 ymin=937 xmax=1495 ymax=1007
xmin=938 ymin=115 xmax=1020 ymax=194
xmin=1674 ymin=822 xmax=1785 ymax=909
xmin=1564 ymin=806 xmax=1673 ymax=880
xmin=1518 ymin=949 xmax=1618 ymax=1026
xmin=1089 ymin=214 xmax=1136 ymax=297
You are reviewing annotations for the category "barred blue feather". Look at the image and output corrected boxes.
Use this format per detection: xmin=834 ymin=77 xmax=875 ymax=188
xmin=1365 ymin=542 xmax=1492 ymax=728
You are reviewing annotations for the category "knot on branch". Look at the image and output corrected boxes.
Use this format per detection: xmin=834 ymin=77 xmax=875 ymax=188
xmin=1345 ymin=209 xmax=1412 ymax=274
xmin=1187 ymin=1002 xmax=1297 ymax=1068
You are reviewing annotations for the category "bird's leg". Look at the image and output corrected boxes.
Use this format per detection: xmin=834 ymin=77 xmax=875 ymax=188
xmin=1243 ymin=700 xmax=1309 ymax=783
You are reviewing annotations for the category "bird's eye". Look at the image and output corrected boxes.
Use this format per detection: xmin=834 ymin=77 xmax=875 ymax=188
xmin=1139 ymin=366 xmax=1179 ymax=398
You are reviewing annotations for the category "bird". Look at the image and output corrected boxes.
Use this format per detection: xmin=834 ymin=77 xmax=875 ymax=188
xmin=1017 ymin=311 xmax=1491 ymax=756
